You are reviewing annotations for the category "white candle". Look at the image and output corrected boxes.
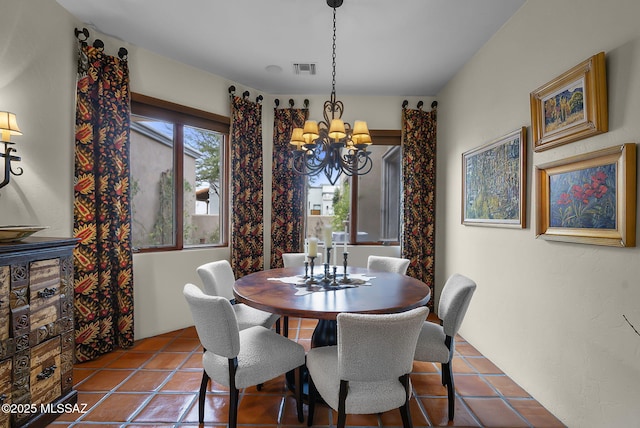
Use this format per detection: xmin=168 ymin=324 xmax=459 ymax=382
xmin=343 ymin=225 xmax=348 ymax=252
xmin=323 ymin=225 xmax=332 ymax=248
xmin=307 ymin=237 xmax=318 ymax=258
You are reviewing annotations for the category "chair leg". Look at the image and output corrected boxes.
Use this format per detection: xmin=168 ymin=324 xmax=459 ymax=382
xmin=443 ymin=361 xmax=455 ymax=420
xmin=284 ymin=315 xmax=289 ymax=337
xmin=296 ymin=366 xmax=303 ymax=422
xmin=307 ymin=375 xmax=317 ymax=426
xmin=229 ymin=385 xmax=239 ymax=428
xmin=198 ymin=370 xmax=209 ymax=423
xmin=337 ymin=380 xmax=349 ymax=428
xmin=398 ymin=374 xmax=413 ymax=428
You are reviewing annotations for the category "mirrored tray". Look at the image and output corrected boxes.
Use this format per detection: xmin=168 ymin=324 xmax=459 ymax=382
xmin=0 ymin=225 xmax=48 ymax=242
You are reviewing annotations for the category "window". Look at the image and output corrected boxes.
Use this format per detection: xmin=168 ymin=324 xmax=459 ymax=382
xmin=130 ymin=94 xmax=229 ymax=251
xmin=305 ymin=130 xmax=402 ymax=245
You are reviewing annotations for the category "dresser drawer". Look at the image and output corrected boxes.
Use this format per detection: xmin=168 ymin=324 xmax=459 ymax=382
xmin=29 ymin=337 xmax=61 ymax=406
xmin=29 ymin=259 xmax=61 ymax=332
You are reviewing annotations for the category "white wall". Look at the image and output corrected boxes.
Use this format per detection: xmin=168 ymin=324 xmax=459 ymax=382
xmin=437 ymin=1 xmax=640 ymax=426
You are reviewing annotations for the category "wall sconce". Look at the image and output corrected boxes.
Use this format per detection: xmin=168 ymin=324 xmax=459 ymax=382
xmin=0 ymin=111 xmax=23 ymax=190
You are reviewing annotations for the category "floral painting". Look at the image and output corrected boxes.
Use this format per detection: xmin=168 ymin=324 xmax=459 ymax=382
xmin=549 ymin=164 xmax=616 ymax=229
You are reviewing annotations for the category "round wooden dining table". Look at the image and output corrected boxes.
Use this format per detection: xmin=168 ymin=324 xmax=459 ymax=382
xmin=233 ymin=266 xmax=431 ymax=348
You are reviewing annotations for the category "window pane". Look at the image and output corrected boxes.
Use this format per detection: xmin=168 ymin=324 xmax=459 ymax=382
xmin=357 ymin=145 xmax=401 ymax=243
xmin=184 ymin=125 xmax=224 ymax=246
xmin=306 ymin=177 xmax=351 ymax=245
xmin=130 ymin=115 xmax=176 ymax=249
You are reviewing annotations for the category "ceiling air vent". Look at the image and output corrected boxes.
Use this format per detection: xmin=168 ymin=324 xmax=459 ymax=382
xmin=293 ymin=63 xmax=317 ymax=75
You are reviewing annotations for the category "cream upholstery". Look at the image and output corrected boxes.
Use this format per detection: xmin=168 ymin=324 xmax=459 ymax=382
xmin=183 ymin=283 xmax=305 ymax=427
xmin=367 ymin=255 xmax=410 ymax=275
xmin=414 ymin=273 xmax=477 ymax=421
xmin=306 ymin=306 xmax=429 ymax=428
xmin=197 ymin=260 xmax=280 ymax=331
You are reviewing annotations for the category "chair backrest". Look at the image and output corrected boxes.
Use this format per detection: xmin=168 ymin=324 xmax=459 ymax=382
xmin=367 ymin=255 xmax=410 ymax=275
xmin=196 ymin=260 xmax=236 ymax=300
xmin=282 ymin=252 xmax=322 ymax=267
xmin=337 ymin=306 xmax=428 ymax=382
xmin=438 ymin=274 xmax=477 ymax=337
xmin=183 ymin=283 xmax=240 ymax=359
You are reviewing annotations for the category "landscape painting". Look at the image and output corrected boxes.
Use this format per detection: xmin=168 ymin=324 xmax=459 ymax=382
xmin=462 ymin=127 xmax=526 ymax=228
xmin=543 ymin=79 xmax=585 ymax=135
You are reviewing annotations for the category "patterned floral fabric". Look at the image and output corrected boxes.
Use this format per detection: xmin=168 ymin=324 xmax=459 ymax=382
xmin=74 ymin=43 xmax=134 ymax=362
xmin=230 ymin=95 xmax=264 ymax=277
xmin=401 ymin=107 xmax=437 ymax=309
xmin=270 ymin=107 xmax=308 ymax=268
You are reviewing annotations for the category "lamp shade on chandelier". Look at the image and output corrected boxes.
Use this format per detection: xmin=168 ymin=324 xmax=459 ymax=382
xmin=289 ymin=0 xmax=373 ymax=186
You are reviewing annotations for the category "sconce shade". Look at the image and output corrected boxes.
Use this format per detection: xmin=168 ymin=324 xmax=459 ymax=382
xmin=302 ymin=121 xmax=319 ymax=141
xmin=0 ymin=112 xmax=22 ymax=143
xmin=328 ymin=119 xmax=346 ymax=140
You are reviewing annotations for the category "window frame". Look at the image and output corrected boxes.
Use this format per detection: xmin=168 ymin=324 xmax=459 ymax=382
xmin=130 ymin=93 xmax=230 ymax=252
xmin=348 ymin=129 xmax=402 ymax=245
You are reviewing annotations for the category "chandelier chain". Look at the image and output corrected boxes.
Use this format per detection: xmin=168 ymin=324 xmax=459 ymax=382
xmin=331 ymin=6 xmax=337 ymax=97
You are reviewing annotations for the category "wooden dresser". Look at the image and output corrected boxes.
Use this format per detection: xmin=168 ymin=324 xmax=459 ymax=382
xmin=0 ymin=237 xmax=77 ymax=428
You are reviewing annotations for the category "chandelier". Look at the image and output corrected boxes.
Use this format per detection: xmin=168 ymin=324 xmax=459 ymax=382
xmin=289 ymin=0 xmax=372 ymax=186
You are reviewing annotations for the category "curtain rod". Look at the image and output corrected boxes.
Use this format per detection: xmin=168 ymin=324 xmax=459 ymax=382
xmin=75 ymin=27 xmax=128 ymax=59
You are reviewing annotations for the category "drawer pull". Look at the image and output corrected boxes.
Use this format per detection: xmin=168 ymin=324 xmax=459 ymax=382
xmin=0 ymin=393 xmax=6 ymax=404
xmin=37 ymin=364 xmax=57 ymax=380
xmin=37 ymin=287 xmax=58 ymax=299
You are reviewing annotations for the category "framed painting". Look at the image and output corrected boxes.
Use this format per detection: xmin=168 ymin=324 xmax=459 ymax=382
xmin=530 ymin=52 xmax=608 ymax=152
xmin=536 ymin=143 xmax=636 ymax=247
xmin=462 ymin=127 xmax=526 ymax=228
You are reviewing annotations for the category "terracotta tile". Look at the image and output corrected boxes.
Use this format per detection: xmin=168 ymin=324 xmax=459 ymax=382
xmin=106 ymin=352 xmax=156 ymax=369
xmin=54 ymin=391 xmax=107 ymax=422
xmin=129 ymin=336 xmax=174 ymax=352
xmin=237 ymin=393 xmax=282 ymax=424
xmin=73 ymin=368 xmax=97 ymax=385
xmin=297 ymin=328 xmax=314 ymax=340
xmin=178 ymin=326 xmax=200 ymax=338
xmin=485 ymin=375 xmax=530 ymax=398
xmin=81 ymin=392 xmax=149 ymax=422
xmin=74 ymin=350 xmax=125 ymax=368
xmin=75 ymin=369 xmax=133 ymax=392
xmin=162 ymin=337 xmax=201 ymax=352
xmin=161 ymin=370 xmax=204 ymax=392
xmin=379 ymin=396 xmax=428 ymax=426
xmin=410 ymin=373 xmax=447 ymax=396
xmin=117 ymin=370 xmax=172 ymax=392
xmin=158 ymin=328 xmax=184 ymax=337
xmin=412 ymin=360 xmax=439 ymax=373
xmin=464 ymin=397 xmax=529 ymax=427
xmin=451 ymin=356 xmax=475 ymax=373
xmin=180 ymin=352 xmax=204 ymax=370
xmin=420 ymin=396 xmax=481 ymax=427
xmin=182 ymin=393 xmax=230 ymax=423
xmin=508 ymin=398 xmax=567 ymax=427
xmin=300 ymin=318 xmax=318 ymax=329
xmin=244 ymin=373 xmax=288 ymax=394
xmin=332 ymin=409 xmax=379 ymax=426
xmin=279 ymin=394 xmax=305 ymax=425
xmin=465 ymin=356 xmax=504 ymax=374
xmin=454 ymin=374 xmax=498 ymax=397
xmin=307 ymin=401 xmax=332 ymax=426
xmin=54 ymin=424 xmax=122 ymax=428
xmin=297 ymin=338 xmax=312 ymax=352
xmin=133 ymin=393 xmax=195 ymax=422
xmin=144 ymin=352 xmax=190 ymax=370
xmin=455 ymin=341 xmax=483 ymax=357
xmin=286 ymin=316 xmax=301 ymax=330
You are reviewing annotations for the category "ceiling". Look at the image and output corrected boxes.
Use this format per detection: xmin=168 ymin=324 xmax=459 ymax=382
xmin=56 ymin=0 xmax=525 ymax=97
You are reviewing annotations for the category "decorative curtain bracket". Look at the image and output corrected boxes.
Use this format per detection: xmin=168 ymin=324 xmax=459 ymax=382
xmin=228 ymin=85 xmax=236 ymax=98
xmin=274 ymin=99 xmax=309 ymax=109
xmin=402 ymin=100 xmax=438 ymax=110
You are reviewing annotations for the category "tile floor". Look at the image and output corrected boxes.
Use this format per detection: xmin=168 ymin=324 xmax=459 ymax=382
xmin=50 ymin=316 xmax=566 ymax=427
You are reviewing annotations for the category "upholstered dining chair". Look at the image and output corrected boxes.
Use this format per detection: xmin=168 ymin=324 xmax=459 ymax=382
xmin=183 ymin=283 xmax=305 ymax=427
xmin=280 ymin=252 xmax=323 ymax=337
xmin=306 ymin=306 xmax=429 ymax=428
xmin=414 ymin=273 xmax=477 ymax=421
xmin=367 ymin=255 xmax=410 ymax=275
xmin=197 ymin=260 xmax=280 ymax=332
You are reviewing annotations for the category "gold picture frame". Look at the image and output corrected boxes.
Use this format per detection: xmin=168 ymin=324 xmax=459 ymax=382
xmin=462 ymin=127 xmax=526 ymax=228
xmin=536 ymin=143 xmax=636 ymax=247
xmin=530 ymin=52 xmax=608 ymax=152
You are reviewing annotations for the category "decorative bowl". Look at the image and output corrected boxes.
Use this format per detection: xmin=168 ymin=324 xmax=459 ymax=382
xmin=0 ymin=225 xmax=48 ymax=242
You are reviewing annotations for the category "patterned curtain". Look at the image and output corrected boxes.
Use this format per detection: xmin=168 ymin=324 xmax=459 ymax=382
xmin=270 ymin=105 xmax=308 ymax=268
xmin=73 ymin=40 xmax=134 ymax=362
xmin=401 ymin=105 xmax=437 ymax=309
xmin=230 ymin=95 xmax=263 ymax=277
